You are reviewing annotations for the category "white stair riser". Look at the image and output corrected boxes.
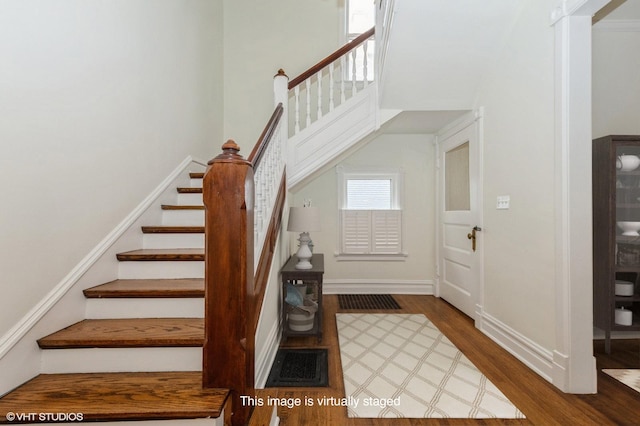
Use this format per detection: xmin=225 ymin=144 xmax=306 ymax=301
xmin=86 ymin=298 xmax=204 ymax=319
xmin=143 ymin=234 xmax=204 ymax=249
xmin=177 ymin=193 xmax=203 ymax=205
xmin=119 ymin=261 xmax=204 ymax=279
xmin=190 ymin=178 xmax=203 ymax=188
xmin=162 ymin=210 xmax=204 ymax=226
xmin=41 ymin=347 xmax=201 ymax=374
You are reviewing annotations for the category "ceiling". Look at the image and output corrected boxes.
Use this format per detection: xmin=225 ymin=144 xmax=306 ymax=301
xmin=595 ymin=0 xmax=640 ymax=22
xmin=380 ymin=110 xmax=468 ymax=134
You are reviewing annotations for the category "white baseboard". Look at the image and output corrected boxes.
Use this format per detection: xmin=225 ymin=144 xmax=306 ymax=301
xmin=479 ymin=311 xmax=554 ymax=383
xmin=255 ymin=319 xmax=281 ymax=389
xmin=323 ymin=279 xmax=434 ymax=295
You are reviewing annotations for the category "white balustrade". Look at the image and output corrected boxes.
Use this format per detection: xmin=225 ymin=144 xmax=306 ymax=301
xmin=252 ymin=122 xmax=285 ymax=271
xmin=288 ymin=30 xmax=374 ymax=137
xmin=252 ymin=71 xmax=289 ymax=271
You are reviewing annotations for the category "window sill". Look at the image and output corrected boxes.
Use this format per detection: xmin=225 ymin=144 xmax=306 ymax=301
xmin=334 ymin=252 xmax=408 ymax=262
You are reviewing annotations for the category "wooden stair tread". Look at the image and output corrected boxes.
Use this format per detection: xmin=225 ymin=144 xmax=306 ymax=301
xmin=37 ymin=318 xmax=204 ymax=348
xmin=116 ymin=249 xmax=204 ymax=261
xmin=189 ymin=172 xmax=205 ymax=179
xmin=161 ymin=204 xmax=204 ymax=210
xmin=141 ymin=226 xmax=204 ymax=234
xmin=0 ymin=372 xmax=228 ymax=422
xmin=84 ymin=279 xmax=204 ymax=298
xmin=177 ymin=187 xmax=202 ymax=193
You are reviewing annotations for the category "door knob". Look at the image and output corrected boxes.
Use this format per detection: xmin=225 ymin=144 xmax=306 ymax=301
xmin=467 ymin=226 xmax=481 ymax=252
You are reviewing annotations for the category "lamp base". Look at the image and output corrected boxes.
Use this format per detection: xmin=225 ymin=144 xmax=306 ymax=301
xmin=295 ymin=258 xmax=313 ymax=270
xmin=295 ymin=232 xmax=313 ymax=270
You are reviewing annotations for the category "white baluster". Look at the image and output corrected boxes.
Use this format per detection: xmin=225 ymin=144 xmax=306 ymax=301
xmin=317 ymin=71 xmax=323 ymax=120
xmin=329 ymin=63 xmax=335 ymax=111
xmin=340 ymin=56 xmax=346 ymax=103
xmin=351 ymin=49 xmax=358 ymax=95
xmin=305 ymin=79 xmax=311 ymax=127
xmin=294 ymin=85 xmax=300 ymax=134
xmin=363 ymin=42 xmax=369 ymax=86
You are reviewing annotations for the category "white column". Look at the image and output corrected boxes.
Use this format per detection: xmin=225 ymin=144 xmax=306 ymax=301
xmin=551 ymin=0 xmax=610 ymax=394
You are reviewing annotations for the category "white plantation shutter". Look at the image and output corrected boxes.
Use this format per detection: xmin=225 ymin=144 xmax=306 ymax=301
xmin=341 ymin=209 xmax=402 ymax=254
xmin=372 ymin=210 xmax=402 ymax=253
xmin=337 ymin=167 xmax=404 ymax=256
xmin=341 ymin=210 xmax=371 ymax=253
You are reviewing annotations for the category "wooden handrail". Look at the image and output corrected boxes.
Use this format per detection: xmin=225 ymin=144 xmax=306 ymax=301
xmin=248 ymin=103 xmax=284 ymax=169
xmin=288 ymin=27 xmax=375 ymax=90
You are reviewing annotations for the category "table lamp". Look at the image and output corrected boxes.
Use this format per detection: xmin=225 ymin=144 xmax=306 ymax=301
xmin=287 ymin=206 xmax=321 ymax=269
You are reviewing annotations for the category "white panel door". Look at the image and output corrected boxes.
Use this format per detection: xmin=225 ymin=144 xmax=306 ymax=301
xmin=439 ymin=122 xmax=480 ymax=319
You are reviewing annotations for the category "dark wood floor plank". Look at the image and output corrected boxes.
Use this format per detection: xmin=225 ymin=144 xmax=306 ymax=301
xmin=83 ymin=279 xmax=204 ymax=298
xmin=37 ymin=318 xmax=204 ymax=348
xmin=0 ymin=372 xmax=228 ymax=422
xmin=274 ymin=295 xmax=638 ymax=425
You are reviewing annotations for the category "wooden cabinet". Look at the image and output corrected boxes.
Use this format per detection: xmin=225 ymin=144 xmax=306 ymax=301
xmin=280 ymin=254 xmax=324 ymax=342
xmin=593 ymin=135 xmax=640 ymax=353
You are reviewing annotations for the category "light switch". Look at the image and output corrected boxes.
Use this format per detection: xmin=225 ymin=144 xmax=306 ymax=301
xmin=497 ymin=195 xmax=510 ymax=210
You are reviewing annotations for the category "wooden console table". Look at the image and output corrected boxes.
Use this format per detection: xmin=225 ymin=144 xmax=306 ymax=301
xmin=280 ymin=254 xmax=324 ymax=342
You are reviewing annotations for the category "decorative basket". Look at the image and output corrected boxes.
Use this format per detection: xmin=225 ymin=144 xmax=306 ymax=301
xmin=287 ymin=299 xmax=318 ymax=331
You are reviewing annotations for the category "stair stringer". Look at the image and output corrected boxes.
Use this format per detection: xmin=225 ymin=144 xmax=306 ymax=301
xmin=0 ymin=156 xmax=206 ymax=397
xmin=286 ymin=84 xmax=401 ymax=189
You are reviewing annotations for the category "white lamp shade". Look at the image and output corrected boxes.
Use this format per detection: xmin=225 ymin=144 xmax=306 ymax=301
xmin=287 ymin=206 xmax=321 ymax=232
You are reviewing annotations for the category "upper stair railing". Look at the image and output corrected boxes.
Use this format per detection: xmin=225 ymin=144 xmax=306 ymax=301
xmin=288 ymin=27 xmax=374 ymax=136
xmin=202 ymin=72 xmax=288 ymax=426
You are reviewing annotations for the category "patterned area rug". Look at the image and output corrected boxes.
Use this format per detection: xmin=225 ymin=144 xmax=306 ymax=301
xmin=336 ymin=313 xmax=525 ymax=418
xmin=603 ymin=369 xmax=640 ymax=394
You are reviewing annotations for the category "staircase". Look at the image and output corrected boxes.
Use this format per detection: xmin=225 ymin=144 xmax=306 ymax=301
xmin=0 ymin=172 xmax=231 ymax=425
xmin=0 ymin=24 xmax=383 ymax=425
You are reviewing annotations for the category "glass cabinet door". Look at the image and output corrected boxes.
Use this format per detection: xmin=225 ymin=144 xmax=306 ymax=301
xmin=615 ymin=146 xmax=640 ymax=266
xmin=614 ymin=145 xmax=640 ymax=328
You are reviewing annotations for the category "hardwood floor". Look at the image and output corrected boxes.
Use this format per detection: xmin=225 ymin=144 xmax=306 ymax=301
xmin=264 ymin=295 xmax=640 ymax=425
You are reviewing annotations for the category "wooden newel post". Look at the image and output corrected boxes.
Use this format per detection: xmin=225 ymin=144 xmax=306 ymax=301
xmin=202 ymin=140 xmax=255 ymax=426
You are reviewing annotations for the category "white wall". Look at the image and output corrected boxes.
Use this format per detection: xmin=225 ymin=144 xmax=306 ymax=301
xmin=0 ymin=0 xmax=223 ymax=338
xmin=222 ymin=0 xmax=344 ymax=150
xmin=290 ymin=133 xmax=436 ymax=289
xmin=593 ymin=25 xmax=640 ymax=137
xmin=473 ymin=0 xmax=557 ymax=349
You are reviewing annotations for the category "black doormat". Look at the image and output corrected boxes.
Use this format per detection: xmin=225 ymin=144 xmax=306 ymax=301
xmin=338 ymin=294 xmax=401 ymax=310
xmin=265 ymin=349 xmax=328 ymax=387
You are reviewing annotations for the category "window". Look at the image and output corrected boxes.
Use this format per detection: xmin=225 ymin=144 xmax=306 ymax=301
xmin=337 ymin=166 xmax=404 ymax=258
xmin=345 ymin=0 xmax=375 ymax=81
xmin=347 ymin=0 xmax=375 ymax=39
